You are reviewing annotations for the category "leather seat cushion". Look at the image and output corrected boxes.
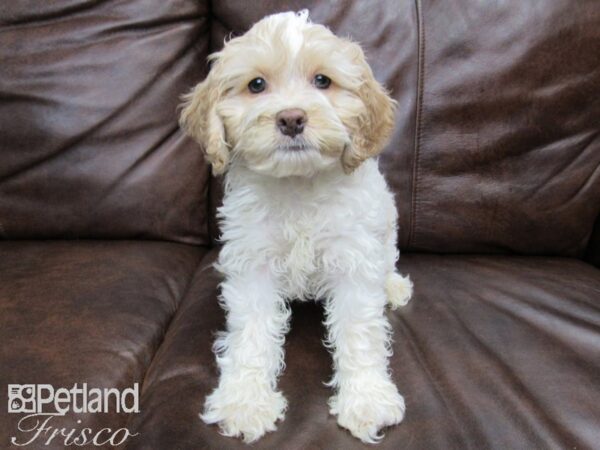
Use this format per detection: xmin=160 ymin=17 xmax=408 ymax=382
xmin=0 ymin=241 xmax=206 ymax=445
xmin=125 ymin=250 xmax=600 ymax=449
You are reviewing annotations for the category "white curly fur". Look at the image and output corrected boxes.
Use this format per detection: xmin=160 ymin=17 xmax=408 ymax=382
xmin=181 ymin=11 xmax=413 ymax=444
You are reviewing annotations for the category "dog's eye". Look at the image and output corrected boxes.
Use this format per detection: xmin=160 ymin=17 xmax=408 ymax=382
xmin=313 ymin=74 xmax=331 ymax=89
xmin=248 ymin=77 xmax=266 ymax=94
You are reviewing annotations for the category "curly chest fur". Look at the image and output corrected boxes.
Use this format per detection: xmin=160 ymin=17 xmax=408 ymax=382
xmin=266 ymin=210 xmax=337 ymax=298
xmin=216 ymin=161 xmax=397 ymax=300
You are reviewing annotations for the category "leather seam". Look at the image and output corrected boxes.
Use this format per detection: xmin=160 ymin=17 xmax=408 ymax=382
xmin=409 ymin=0 xmax=425 ymax=249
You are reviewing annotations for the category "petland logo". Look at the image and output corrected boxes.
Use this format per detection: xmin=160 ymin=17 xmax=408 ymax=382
xmin=8 ymin=384 xmax=140 ymax=447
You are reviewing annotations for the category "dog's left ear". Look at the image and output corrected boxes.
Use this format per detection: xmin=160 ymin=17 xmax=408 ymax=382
xmin=342 ymin=45 xmax=397 ymax=173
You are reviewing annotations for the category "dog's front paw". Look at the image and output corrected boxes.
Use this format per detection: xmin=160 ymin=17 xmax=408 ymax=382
xmin=329 ymin=377 xmax=405 ymax=444
xmin=201 ymin=380 xmax=287 ymax=443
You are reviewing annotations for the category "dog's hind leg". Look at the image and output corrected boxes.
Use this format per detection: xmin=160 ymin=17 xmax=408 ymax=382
xmin=382 ymin=215 xmax=412 ymax=309
xmin=385 ymin=271 xmax=413 ymax=309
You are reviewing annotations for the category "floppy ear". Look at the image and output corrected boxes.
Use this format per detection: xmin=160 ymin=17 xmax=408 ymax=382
xmin=341 ymin=47 xmax=397 ymax=173
xmin=179 ymin=73 xmax=229 ymax=175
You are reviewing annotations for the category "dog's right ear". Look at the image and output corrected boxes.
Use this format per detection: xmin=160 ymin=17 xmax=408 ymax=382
xmin=179 ymin=72 xmax=229 ymax=175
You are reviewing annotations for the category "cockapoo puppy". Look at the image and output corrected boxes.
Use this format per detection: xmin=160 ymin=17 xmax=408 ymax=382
xmin=180 ymin=10 xmax=413 ymax=444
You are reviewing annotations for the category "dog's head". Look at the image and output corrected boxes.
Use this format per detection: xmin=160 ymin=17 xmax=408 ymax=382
xmin=180 ymin=10 xmax=396 ymax=178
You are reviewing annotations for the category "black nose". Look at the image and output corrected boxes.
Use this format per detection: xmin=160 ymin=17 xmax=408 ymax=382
xmin=276 ymin=108 xmax=307 ymax=137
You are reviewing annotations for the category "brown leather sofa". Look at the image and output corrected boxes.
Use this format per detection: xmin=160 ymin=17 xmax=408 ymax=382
xmin=1 ymin=1 xmax=599 ymax=449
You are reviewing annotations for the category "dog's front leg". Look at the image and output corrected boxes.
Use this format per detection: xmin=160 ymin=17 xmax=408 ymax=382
xmin=201 ymin=269 xmax=290 ymax=443
xmin=325 ymin=275 xmax=405 ymax=443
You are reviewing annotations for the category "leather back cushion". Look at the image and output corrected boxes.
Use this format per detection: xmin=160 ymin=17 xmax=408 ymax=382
xmin=410 ymin=0 xmax=600 ymax=255
xmin=209 ymin=0 xmax=600 ymax=256
xmin=0 ymin=0 xmax=210 ymax=243
xmin=2 ymin=1 xmax=598 ymax=255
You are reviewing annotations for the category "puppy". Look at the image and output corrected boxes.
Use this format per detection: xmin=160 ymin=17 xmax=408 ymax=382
xmin=180 ymin=10 xmax=413 ymax=444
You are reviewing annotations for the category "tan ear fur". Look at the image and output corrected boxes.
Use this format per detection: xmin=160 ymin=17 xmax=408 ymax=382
xmin=342 ymin=48 xmax=397 ymax=173
xmin=179 ymin=74 xmax=229 ymax=175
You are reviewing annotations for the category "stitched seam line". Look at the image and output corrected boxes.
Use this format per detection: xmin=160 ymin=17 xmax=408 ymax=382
xmin=409 ymin=0 xmax=425 ymax=249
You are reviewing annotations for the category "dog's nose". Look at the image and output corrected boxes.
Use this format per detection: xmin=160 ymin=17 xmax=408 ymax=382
xmin=276 ymin=109 xmax=307 ymax=137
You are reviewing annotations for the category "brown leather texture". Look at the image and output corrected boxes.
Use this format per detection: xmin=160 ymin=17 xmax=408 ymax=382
xmin=408 ymin=0 xmax=600 ymax=256
xmin=125 ymin=250 xmax=600 ymax=449
xmin=0 ymin=0 xmax=211 ymax=243
xmin=1 ymin=1 xmax=599 ymax=449
xmin=0 ymin=241 xmax=205 ymax=446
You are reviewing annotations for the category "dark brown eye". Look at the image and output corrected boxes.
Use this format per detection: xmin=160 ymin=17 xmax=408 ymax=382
xmin=248 ymin=77 xmax=266 ymax=93
xmin=313 ymin=74 xmax=331 ymax=89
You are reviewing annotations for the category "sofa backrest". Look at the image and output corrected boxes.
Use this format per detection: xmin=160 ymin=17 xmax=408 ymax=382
xmin=208 ymin=0 xmax=600 ymax=257
xmin=2 ymin=0 xmax=599 ymax=258
xmin=401 ymin=0 xmax=600 ymax=256
xmin=0 ymin=0 xmax=211 ymax=244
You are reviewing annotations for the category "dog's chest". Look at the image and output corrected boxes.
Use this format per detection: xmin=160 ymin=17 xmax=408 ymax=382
xmin=219 ymin=161 xmax=392 ymax=299
xmin=266 ymin=205 xmax=333 ymax=299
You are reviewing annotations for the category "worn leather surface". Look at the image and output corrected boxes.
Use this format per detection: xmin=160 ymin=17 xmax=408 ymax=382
xmin=0 ymin=0 xmax=211 ymax=243
xmin=205 ymin=1 xmax=600 ymax=255
xmin=0 ymin=241 xmax=205 ymax=448
xmin=409 ymin=0 xmax=600 ymax=255
xmin=125 ymin=250 xmax=600 ymax=449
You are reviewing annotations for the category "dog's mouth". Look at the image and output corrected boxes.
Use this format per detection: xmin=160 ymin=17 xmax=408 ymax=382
xmin=277 ymin=141 xmax=313 ymax=152
xmin=277 ymin=135 xmax=314 ymax=153
xmin=274 ymin=133 xmax=313 ymax=151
